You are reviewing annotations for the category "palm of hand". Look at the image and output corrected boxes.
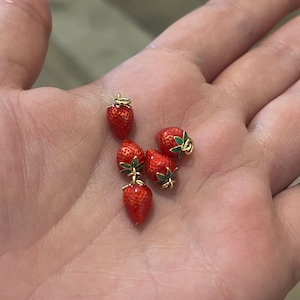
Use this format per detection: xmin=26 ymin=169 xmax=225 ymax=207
xmin=2 ymin=1 xmax=300 ymax=299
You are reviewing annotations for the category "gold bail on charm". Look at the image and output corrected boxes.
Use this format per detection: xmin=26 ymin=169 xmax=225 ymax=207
xmin=115 ymin=93 xmax=131 ymax=108
xmin=182 ymin=136 xmax=194 ymax=155
xmin=126 ymin=166 xmax=142 ymax=187
xmin=159 ymin=166 xmax=179 ymax=189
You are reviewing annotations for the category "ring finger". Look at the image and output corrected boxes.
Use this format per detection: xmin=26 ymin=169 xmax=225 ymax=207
xmin=248 ymin=79 xmax=300 ymax=195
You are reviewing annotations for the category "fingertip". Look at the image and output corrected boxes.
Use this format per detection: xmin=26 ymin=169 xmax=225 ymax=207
xmin=0 ymin=0 xmax=52 ymax=89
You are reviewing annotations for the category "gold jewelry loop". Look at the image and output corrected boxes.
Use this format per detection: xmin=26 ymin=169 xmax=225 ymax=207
xmin=182 ymin=138 xmax=194 ymax=155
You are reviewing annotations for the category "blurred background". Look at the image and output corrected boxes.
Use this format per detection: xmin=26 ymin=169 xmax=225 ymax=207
xmin=35 ymin=0 xmax=201 ymax=88
xmin=35 ymin=1 xmax=300 ymax=298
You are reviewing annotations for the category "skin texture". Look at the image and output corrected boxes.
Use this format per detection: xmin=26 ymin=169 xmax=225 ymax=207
xmin=1 ymin=0 xmax=300 ymax=299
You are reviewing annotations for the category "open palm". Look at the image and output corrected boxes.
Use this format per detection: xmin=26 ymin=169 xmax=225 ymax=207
xmin=2 ymin=0 xmax=300 ymax=299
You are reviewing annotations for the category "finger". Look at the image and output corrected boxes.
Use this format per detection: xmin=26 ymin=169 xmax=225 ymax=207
xmin=248 ymin=79 xmax=300 ymax=195
xmin=274 ymin=184 xmax=300 ymax=275
xmin=0 ymin=0 xmax=51 ymax=89
xmin=151 ymin=0 xmax=300 ymax=81
xmin=215 ymin=16 xmax=300 ymax=123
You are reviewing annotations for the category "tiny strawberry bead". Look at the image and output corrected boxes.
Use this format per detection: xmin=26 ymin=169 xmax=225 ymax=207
xmin=117 ymin=139 xmax=145 ymax=174
xmin=145 ymin=149 xmax=178 ymax=189
xmin=123 ymin=183 xmax=152 ymax=225
xmin=156 ymin=127 xmax=194 ymax=159
xmin=107 ymin=93 xmax=134 ymax=139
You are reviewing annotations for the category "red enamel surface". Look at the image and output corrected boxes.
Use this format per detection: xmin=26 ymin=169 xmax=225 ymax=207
xmin=106 ymin=105 xmax=134 ymax=139
xmin=123 ymin=184 xmax=152 ymax=225
xmin=145 ymin=149 xmax=177 ymax=182
xmin=156 ymin=127 xmax=183 ymax=158
xmin=116 ymin=139 xmax=145 ymax=171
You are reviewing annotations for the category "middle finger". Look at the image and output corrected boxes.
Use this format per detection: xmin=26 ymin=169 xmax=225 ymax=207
xmin=214 ymin=15 xmax=300 ymax=124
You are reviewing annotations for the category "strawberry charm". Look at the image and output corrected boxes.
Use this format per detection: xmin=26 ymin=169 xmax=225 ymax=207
xmin=107 ymin=93 xmax=134 ymax=139
xmin=156 ymin=127 xmax=194 ymax=159
xmin=145 ymin=149 xmax=178 ymax=189
xmin=117 ymin=139 xmax=145 ymax=182
xmin=117 ymin=139 xmax=151 ymax=225
xmin=107 ymin=95 xmax=193 ymax=226
xmin=123 ymin=182 xmax=152 ymax=225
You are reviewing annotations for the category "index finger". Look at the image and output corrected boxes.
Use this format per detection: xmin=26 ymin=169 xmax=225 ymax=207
xmin=151 ymin=0 xmax=300 ymax=81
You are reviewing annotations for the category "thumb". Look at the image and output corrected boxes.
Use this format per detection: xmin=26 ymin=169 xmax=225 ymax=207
xmin=275 ymin=184 xmax=300 ymax=284
xmin=0 ymin=0 xmax=51 ymax=89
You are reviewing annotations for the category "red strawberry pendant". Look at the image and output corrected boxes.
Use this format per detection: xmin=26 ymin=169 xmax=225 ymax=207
xmin=156 ymin=127 xmax=194 ymax=159
xmin=107 ymin=93 xmax=134 ymax=139
xmin=117 ymin=139 xmax=145 ymax=182
xmin=123 ymin=183 xmax=152 ymax=225
xmin=145 ymin=149 xmax=178 ymax=189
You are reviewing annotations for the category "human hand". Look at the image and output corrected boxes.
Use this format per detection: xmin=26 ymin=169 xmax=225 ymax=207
xmin=1 ymin=0 xmax=300 ymax=299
